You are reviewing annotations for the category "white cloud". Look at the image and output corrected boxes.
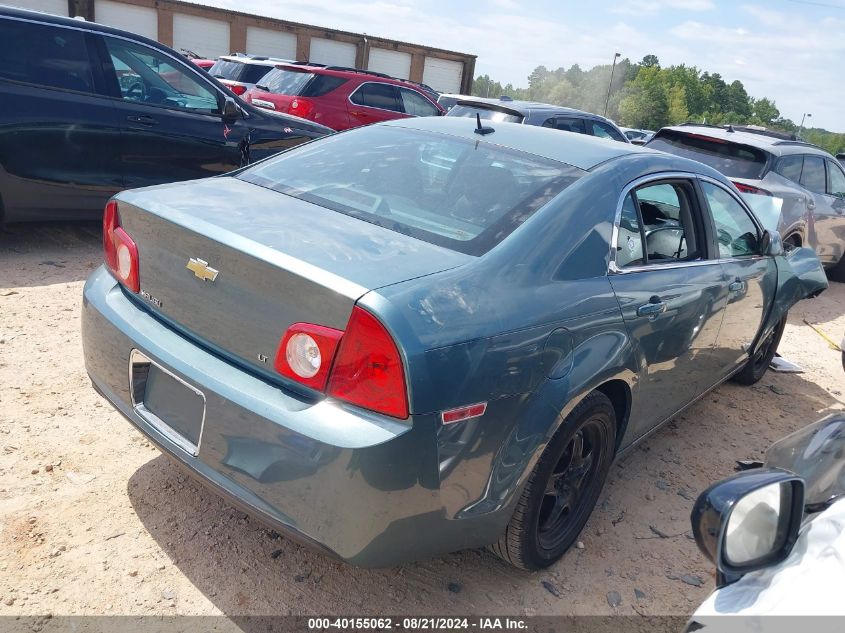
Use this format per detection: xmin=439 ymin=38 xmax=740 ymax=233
xmin=612 ymin=0 xmax=714 ymax=15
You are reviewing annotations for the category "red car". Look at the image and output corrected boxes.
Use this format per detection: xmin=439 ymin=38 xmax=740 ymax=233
xmin=243 ymin=64 xmax=444 ymax=130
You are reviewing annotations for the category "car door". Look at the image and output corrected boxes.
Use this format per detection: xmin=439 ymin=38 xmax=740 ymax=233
xmin=799 ymin=155 xmax=838 ymax=264
xmin=347 ymin=82 xmax=406 ymax=127
xmin=609 ymin=176 xmax=729 ymax=435
xmin=822 ymin=159 xmax=845 ymax=265
xmin=699 ymin=179 xmax=778 ymax=373
xmin=0 ymin=16 xmax=122 ymax=220
xmin=94 ymin=34 xmax=246 ymax=189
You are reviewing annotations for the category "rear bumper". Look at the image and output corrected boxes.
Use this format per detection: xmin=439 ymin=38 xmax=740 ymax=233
xmin=81 ymin=266 xmax=502 ymax=566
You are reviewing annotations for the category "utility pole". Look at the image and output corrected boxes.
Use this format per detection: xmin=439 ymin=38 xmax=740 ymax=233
xmin=798 ymin=113 xmax=811 ymax=137
xmin=604 ymin=52 xmax=621 ymax=118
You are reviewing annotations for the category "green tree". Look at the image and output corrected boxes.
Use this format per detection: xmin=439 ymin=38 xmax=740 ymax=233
xmin=640 ymin=54 xmax=660 ymax=68
xmin=667 ymin=85 xmax=689 ymax=124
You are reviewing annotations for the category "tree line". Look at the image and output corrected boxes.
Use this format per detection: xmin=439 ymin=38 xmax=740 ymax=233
xmin=472 ymin=55 xmax=844 ymax=155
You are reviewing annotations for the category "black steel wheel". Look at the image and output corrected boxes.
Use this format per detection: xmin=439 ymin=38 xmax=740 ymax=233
xmin=731 ymin=315 xmax=787 ymax=386
xmin=490 ymin=391 xmax=616 ymax=570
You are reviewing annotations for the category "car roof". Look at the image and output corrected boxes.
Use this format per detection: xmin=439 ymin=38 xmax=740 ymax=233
xmin=382 ymin=116 xmax=667 ymax=171
xmin=218 ymin=55 xmax=293 ymax=66
xmin=452 ymin=96 xmax=608 ymax=121
xmin=274 ymin=63 xmax=437 ymax=93
xmin=658 ymin=124 xmax=835 ymax=159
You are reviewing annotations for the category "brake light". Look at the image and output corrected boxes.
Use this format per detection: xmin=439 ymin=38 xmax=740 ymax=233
xmin=275 ymin=307 xmax=409 ymax=418
xmin=732 ymin=181 xmax=772 ymax=196
xmin=102 ymin=200 xmax=139 ymax=293
xmin=230 ymin=84 xmax=247 ymax=96
xmin=274 ymin=323 xmax=343 ymax=391
xmin=289 ymin=97 xmax=314 ymax=118
xmin=328 ymin=307 xmax=408 ymax=419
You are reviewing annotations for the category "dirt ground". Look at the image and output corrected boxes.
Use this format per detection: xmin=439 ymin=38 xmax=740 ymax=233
xmin=1 ymin=222 xmax=844 ymax=621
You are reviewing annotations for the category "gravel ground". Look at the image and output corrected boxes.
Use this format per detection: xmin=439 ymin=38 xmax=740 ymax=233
xmin=1 ymin=222 xmax=844 ymax=621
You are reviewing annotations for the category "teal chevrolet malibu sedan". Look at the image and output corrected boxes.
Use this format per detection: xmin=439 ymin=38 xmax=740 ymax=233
xmin=81 ymin=117 xmax=827 ymax=570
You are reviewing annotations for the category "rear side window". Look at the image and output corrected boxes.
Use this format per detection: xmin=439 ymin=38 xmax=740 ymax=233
xmin=542 ymin=117 xmax=585 ymax=134
xmin=350 ymin=82 xmax=401 ymax=112
xmin=590 ymin=121 xmax=626 ymax=143
xmin=800 ymin=156 xmax=826 ymax=194
xmin=647 ymin=131 xmax=769 ymax=179
xmin=774 ymin=155 xmax=803 ymax=183
xmin=238 ymin=125 xmax=584 ymax=256
xmin=447 ymin=104 xmax=524 ymax=123
xmin=398 ymin=87 xmax=439 ymax=116
xmin=0 ymin=19 xmax=95 ymax=93
xmin=209 ymin=60 xmax=271 ymax=84
xmin=259 ymin=68 xmax=311 ymax=93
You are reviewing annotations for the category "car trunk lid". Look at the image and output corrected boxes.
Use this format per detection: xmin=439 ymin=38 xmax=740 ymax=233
xmin=115 ymin=177 xmax=471 ymax=380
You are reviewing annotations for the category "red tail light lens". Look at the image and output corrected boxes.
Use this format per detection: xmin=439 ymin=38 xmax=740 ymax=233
xmin=274 ymin=308 xmax=409 ymax=419
xmin=274 ymin=323 xmax=343 ymax=391
xmin=328 ymin=307 xmax=408 ymax=419
xmin=231 ymin=84 xmax=247 ymax=96
xmin=289 ymin=97 xmax=314 ymax=118
xmin=732 ymin=181 xmax=772 ymax=196
xmin=103 ymin=200 xmax=139 ymax=293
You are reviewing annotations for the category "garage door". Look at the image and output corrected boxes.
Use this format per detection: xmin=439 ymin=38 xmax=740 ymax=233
xmin=309 ymin=38 xmax=356 ymax=67
xmin=6 ymin=0 xmax=68 ymax=16
xmin=423 ymin=57 xmax=464 ymax=93
xmin=367 ymin=48 xmax=411 ymax=79
xmin=246 ymin=27 xmax=296 ymax=60
xmin=95 ymin=0 xmax=157 ymax=40
xmin=172 ymin=13 xmax=229 ymax=59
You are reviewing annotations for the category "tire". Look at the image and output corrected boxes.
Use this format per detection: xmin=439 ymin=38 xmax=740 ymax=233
xmin=490 ymin=391 xmax=616 ymax=570
xmin=731 ymin=315 xmax=787 ymax=386
xmin=827 ymin=255 xmax=845 ymax=283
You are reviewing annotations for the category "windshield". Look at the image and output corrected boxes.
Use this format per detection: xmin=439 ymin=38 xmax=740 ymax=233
xmin=209 ymin=60 xmax=272 ymax=84
xmin=648 ymin=131 xmax=770 ymax=179
xmin=765 ymin=413 xmax=845 ymax=507
xmin=447 ymin=104 xmax=524 ymax=124
xmin=237 ymin=126 xmax=583 ymax=256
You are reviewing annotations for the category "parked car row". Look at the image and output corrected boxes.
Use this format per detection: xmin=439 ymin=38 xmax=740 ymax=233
xmin=645 ymin=124 xmax=845 ymax=280
xmin=0 ymin=7 xmax=330 ymax=222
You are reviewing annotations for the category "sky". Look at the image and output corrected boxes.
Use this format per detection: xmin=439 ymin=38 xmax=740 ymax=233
xmin=207 ymin=0 xmax=845 ymax=132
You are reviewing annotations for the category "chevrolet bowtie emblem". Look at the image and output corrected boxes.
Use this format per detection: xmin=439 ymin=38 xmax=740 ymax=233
xmin=186 ymin=258 xmax=219 ymax=282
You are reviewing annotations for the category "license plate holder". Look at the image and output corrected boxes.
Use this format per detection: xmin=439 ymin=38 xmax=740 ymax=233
xmin=129 ymin=350 xmax=206 ymax=456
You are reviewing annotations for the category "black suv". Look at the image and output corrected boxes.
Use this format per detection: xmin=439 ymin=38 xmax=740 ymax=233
xmin=647 ymin=125 xmax=845 ymax=280
xmin=0 ymin=7 xmax=330 ymax=222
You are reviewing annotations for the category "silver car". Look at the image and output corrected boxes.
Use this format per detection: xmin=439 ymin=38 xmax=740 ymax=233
xmin=648 ymin=125 xmax=845 ymax=280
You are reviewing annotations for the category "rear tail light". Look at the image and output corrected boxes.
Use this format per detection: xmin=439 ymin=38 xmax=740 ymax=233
xmin=230 ymin=84 xmax=247 ymax=96
xmin=274 ymin=306 xmax=409 ymax=419
xmin=274 ymin=323 xmax=343 ymax=391
xmin=103 ymin=200 xmax=140 ymax=293
xmin=289 ymin=97 xmax=314 ymax=118
xmin=732 ymin=181 xmax=772 ymax=196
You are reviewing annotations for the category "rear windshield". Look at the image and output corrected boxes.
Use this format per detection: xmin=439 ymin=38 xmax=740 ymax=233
xmin=447 ymin=104 xmax=524 ymax=124
xmin=209 ymin=60 xmax=272 ymax=84
xmin=237 ymin=126 xmax=583 ymax=255
xmin=648 ymin=130 xmax=769 ymax=179
xmin=258 ymin=68 xmax=347 ymax=96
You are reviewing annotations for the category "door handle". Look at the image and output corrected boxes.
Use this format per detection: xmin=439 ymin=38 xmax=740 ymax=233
xmin=637 ymin=298 xmax=667 ymax=318
xmin=729 ymin=279 xmax=745 ymax=292
xmin=127 ymin=115 xmax=157 ymax=126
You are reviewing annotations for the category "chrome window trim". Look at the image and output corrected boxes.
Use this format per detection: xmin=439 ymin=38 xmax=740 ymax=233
xmin=609 ymin=171 xmax=711 ymax=274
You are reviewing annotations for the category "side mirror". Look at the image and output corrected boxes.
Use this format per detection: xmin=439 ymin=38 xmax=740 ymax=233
xmin=760 ymin=229 xmax=783 ymax=257
xmin=691 ymin=468 xmax=804 ymax=587
xmin=221 ymin=97 xmax=241 ymax=124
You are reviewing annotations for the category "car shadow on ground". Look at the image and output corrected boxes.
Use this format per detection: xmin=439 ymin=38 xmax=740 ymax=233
xmin=0 ymin=222 xmax=101 ymax=288
xmin=124 ymin=366 xmax=844 ymax=620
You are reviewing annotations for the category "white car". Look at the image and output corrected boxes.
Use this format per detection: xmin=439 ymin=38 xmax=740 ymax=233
xmin=686 ymin=414 xmax=845 ymax=630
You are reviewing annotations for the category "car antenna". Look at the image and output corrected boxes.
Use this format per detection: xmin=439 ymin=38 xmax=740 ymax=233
xmin=474 ymin=113 xmax=495 ymax=136
xmin=726 ymin=124 xmax=735 ymax=133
